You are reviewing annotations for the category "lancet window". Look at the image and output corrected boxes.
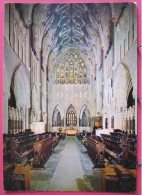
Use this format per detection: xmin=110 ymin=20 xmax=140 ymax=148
xmin=66 ymin=105 xmax=77 ymax=126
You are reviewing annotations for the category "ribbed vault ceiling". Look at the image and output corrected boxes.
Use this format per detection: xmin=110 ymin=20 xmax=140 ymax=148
xmin=47 ymin=4 xmax=92 ymax=51
xmin=15 ymin=3 xmax=123 ymax=67
xmin=31 ymin=3 xmax=112 ymax=55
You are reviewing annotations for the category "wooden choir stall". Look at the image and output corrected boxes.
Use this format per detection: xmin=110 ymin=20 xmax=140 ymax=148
xmin=3 ymin=130 xmax=64 ymax=191
xmin=78 ymin=129 xmax=137 ymax=192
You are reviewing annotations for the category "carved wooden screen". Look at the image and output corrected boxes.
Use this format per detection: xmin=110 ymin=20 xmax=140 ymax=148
xmin=8 ymin=106 xmax=23 ymax=135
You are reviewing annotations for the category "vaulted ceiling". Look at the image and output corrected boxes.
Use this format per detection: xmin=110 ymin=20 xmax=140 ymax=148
xmin=15 ymin=3 xmax=126 ymax=69
xmin=42 ymin=4 xmax=93 ymax=52
xmin=31 ymin=4 xmax=111 ymax=54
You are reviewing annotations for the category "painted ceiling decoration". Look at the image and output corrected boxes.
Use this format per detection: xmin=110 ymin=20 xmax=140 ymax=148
xmin=31 ymin=3 xmax=113 ymax=55
xmin=40 ymin=4 xmax=94 ymax=52
xmin=15 ymin=3 xmax=125 ymax=68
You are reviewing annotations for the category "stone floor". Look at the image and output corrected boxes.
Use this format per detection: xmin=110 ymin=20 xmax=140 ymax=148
xmin=31 ymin=136 xmax=101 ymax=192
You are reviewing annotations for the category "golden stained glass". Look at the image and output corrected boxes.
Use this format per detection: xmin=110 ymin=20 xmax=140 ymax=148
xmin=56 ymin=52 xmax=87 ymax=84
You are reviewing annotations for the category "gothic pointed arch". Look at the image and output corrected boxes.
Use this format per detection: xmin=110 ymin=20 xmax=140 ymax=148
xmin=79 ymin=105 xmax=91 ymax=127
xmin=52 ymin=105 xmax=63 ymax=127
xmin=66 ymin=104 xmax=77 ymax=126
xmin=127 ymin=87 xmax=135 ymax=108
xmin=7 ymin=64 xmax=30 ymax=135
xmin=113 ymin=63 xmax=133 ymax=110
xmin=10 ymin=64 xmax=30 ymax=109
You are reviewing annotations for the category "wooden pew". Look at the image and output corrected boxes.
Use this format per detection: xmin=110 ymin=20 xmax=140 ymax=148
xmin=101 ymin=132 xmax=136 ymax=167
xmin=12 ymin=164 xmax=31 ymax=191
xmin=3 ymin=162 xmax=16 ymax=191
xmin=33 ymin=137 xmax=53 ymax=168
xmin=123 ymin=150 xmax=136 ymax=169
xmin=16 ymin=134 xmax=37 ymax=165
xmin=113 ymin=165 xmax=136 ymax=192
xmin=87 ymin=137 xmax=105 ymax=168
xmin=15 ymin=132 xmax=50 ymax=165
xmin=101 ymin=168 xmax=118 ymax=192
xmin=101 ymin=166 xmax=136 ymax=192
xmin=53 ymin=136 xmax=59 ymax=148
xmin=61 ymin=133 xmax=66 ymax=139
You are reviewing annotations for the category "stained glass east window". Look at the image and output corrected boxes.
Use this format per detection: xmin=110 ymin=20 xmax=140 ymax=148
xmin=56 ymin=52 xmax=88 ymax=84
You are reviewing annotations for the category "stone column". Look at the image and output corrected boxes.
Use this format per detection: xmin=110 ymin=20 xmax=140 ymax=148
xmin=23 ymin=38 xmax=26 ymax=65
xmin=77 ymin=116 xmax=79 ymax=131
xmin=25 ymin=108 xmax=29 ymax=129
xmin=39 ymin=48 xmax=43 ymax=121
xmin=19 ymin=35 xmax=22 ymax=60
xmin=96 ymin=69 xmax=103 ymax=115
xmin=23 ymin=108 xmax=26 ymax=130
xmin=9 ymin=5 xmax=14 ymax=48
xmin=14 ymin=25 xmax=18 ymax=55
xmin=26 ymin=21 xmax=32 ymax=125
xmin=3 ymin=95 xmax=9 ymax=134
xmin=26 ymin=25 xmax=31 ymax=68
xmin=64 ymin=112 xmax=66 ymax=131
xmin=4 ymin=4 xmax=10 ymax=43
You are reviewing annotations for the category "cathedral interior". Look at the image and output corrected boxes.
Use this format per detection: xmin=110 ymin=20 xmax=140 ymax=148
xmin=3 ymin=3 xmax=137 ymax=192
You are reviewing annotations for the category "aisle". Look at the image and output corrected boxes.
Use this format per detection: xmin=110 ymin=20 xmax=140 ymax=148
xmin=47 ymin=136 xmax=87 ymax=191
xmin=31 ymin=137 xmax=67 ymax=191
xmin=31 ymin=136 xmax=101 ymax=192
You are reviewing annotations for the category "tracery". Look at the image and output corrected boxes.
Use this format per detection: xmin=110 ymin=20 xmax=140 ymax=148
xmin=56 ymin=52 xmax=88 ymax=84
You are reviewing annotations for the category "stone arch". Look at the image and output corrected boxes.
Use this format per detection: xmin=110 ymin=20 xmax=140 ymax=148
xmin=66 ymin=104 xmax=77 ymax=126
xmin=31 ymin=86 xmax=39 ymax=121
xmin=3 ymin=66 xmax=9 ymax=97
xmin=127 ymin=87 xmax=135 ymax=108
xmin=5 ymin=64 xmax=30 ymax=133
xmin=10 ymin=64 xmax=30 ymax=109
xmin=66 ymin=104 xmax=76 ymax=113
xmin=52 ymin=105 xmax=63 ymax=127
xmin=52 ymin=104 xmax=63 ymax=119
xmin=79 ymin=105 xmax=91 ymax=127
xmin=113 ymin=63 xmax=133 ymax=110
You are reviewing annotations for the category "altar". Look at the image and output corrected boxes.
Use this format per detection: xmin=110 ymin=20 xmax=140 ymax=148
xmin=65 ymin=129 xmax=78 ymax=136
